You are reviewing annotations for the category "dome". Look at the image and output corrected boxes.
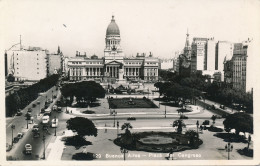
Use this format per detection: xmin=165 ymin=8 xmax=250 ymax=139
xmin=106 ymin=16 xmax=120 ymax=36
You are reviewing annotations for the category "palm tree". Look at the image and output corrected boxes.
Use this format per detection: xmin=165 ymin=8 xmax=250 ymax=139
xmin=173 ymin=120 xmax=186 ymax=134
xmin=121 ymin=123 xmax=133 ymax=146
xmin=121 ymin=123 xmax=133 ymax=134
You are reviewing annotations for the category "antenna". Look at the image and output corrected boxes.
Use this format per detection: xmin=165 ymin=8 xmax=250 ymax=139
xmin=20 ymin=35 xmax=22 ymax=50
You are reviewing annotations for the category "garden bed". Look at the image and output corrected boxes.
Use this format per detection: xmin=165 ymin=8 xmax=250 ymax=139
xmin=114 ymin=131 xmax=202 ymax=153
xmin=108 ymin=98 xmax=158 ymax=109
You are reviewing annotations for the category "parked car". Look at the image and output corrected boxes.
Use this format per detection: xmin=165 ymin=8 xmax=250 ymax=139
xmin=28 ymin=108 xmax=32 ymax=113
xmin=53 ymin=95 xmax=57 ymax=99
xmin=127 ymin=117 xmax=136 ymax=121
xmin=13 ymin=137 xmax=19 ymax=143
xmin=6 ymin=143 xmax=12 ymax=152
xmin=17 ymin=133 xmax=24 ymax=139
xmin=32 ymin=104 xmax=36 ymax=108
xmin=220 ymin=105 xmax=226 ymax=109
xmin=37 ymin=101 xmax=40 ymax=105
xmin=25 ymin=144 xmax=32 ymax=154
xmin=16 ymin=111 xmax=22 ymax=116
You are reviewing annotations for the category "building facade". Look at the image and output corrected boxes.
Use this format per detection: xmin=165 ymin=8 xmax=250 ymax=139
xmin=48 ymin=46 xmax=64 ymax=75
xmin=6 ymin=47 xmax=48 ymax=81
xmin=68 ymin=16 xmax=159 ymax=82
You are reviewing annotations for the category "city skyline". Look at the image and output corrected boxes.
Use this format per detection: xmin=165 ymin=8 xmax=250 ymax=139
xmin=2 ymin=0 xmax=260 ymax=59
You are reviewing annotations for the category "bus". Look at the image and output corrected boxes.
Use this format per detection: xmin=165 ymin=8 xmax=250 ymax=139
xmin=51 ymin=119 xmax=58 ymax=128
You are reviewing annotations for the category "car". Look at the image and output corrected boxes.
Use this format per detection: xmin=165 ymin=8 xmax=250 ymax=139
xmin=220 ymin=105 xmax=226 ymax=109
xmin=127 ymin=117 xmax=136 ymax=121
xmin=52 ymin=105 xmax=57 ymax=111
xmin=32 ymin=124 xmax=39 ymax=132
xmin=43 ymin=112 xmax=51 ymax=116
xmin=25 ymin=112 xmax=31 ymax=117
xmin=16 ymin=111 xmax=22 ymax=116
xmin=37 ymin=101 xmax=40 ymax=105
xmin=13 ymin=137 xmax=19 ymax=143
xmin=53 ymin=95 xmax=57 ymax=99
xmin=32 ymin=104 xmax=36 ymax=108
xmin=28 ymin=108 xmax=32 ymax=113
xmin=17 ymin=133 xmax=24 ymax=139
xmin=25 ymin=144 xmax=32 ymax=154
xmin=41 ymin=108 xmax=45 ymax=113
xmin=6 ymin=143 xmax=12 ymax=152
xmin=33 ymin=131 xmax=40 ymax=138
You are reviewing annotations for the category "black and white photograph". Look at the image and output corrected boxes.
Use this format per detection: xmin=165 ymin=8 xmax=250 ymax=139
xmin=1 ymin=0 xmax=260 ymax=165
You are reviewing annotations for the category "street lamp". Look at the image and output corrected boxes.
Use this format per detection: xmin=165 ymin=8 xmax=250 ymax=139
xmin=11 ymin=124 xmax=15 ymax=146
xmin=196 ymin=120 xmax=199 ymax=137
xmin=112 ymin=110 xmax=117 ymax=127
xmin=165 ymin=105 xmax=166 ymax=118
xmin=42 ymin=134 xmax=46 ymax=159
xmin=25 ymin=113 xmax=30 ymax=129
xmin=120 ymin=147 xmax=128 ymax=161
xmin=117 ymin=121 xmax=119 ymax=138
xmin=225 ymin=142 xmax=233 ymax=160
xmin=54 ymin=116 xmax=57 ymax=136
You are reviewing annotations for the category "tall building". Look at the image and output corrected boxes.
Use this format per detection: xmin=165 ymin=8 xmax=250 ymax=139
xmin=48 ymin=46 xmax=64 ymax=75
xmin=191 ymin=37 xmax=208 ymax=71
xmin=68 ymin=16 xmax=159 ymax=82
xmin=231 ymin=39 xmax=253 ymax=92
xmin=6 ymin=47 xmax=48 ymax=81
xmin=206 ymin=38 xmax=216 ymax=71
xmin=215 ymin=41 xmax=233 ymax=70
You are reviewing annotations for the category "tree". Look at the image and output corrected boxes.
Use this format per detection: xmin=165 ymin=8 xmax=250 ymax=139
xmin=7 ymin=74 xmax=15 ymax=82
xmin=66 ymin=117 xmax=97 ymax=138
xmin=121 ymin=123 xmax=133 ymax=134
xmin=223 ymin=112 xmax=253 ymax=135
xmin=61 ymin=81 xmax=106 ymax=105
xmin=173 ymin=120 xmax=186 ymax=133
xmin=211 ymin=115 xmax=217 ymax=126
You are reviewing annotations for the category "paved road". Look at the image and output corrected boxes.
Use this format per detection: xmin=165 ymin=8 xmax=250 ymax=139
xmin=6 ymin=86 xmax=61 ymax=160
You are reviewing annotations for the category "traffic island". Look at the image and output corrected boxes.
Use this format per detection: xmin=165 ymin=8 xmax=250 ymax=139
xmin=108 ymin=97 xmax=158 ymax=109
xmin=114 ymin=131 xmax=203 ymax=153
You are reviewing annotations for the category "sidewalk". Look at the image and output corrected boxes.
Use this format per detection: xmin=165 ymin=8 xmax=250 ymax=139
xmin=46 ymin=130 xmax=74 ymax=160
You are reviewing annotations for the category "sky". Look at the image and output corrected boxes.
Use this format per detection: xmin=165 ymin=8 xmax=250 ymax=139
xmin=1 ymin=0 xmax=260 ymax=59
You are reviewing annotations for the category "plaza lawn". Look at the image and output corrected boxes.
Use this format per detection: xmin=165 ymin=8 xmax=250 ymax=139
xmin=108 ymin=98 xmax=158 ymax=109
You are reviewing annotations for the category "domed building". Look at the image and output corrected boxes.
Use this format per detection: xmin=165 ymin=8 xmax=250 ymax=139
xmin=68 ymin=16 xmax=159 ymax=83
